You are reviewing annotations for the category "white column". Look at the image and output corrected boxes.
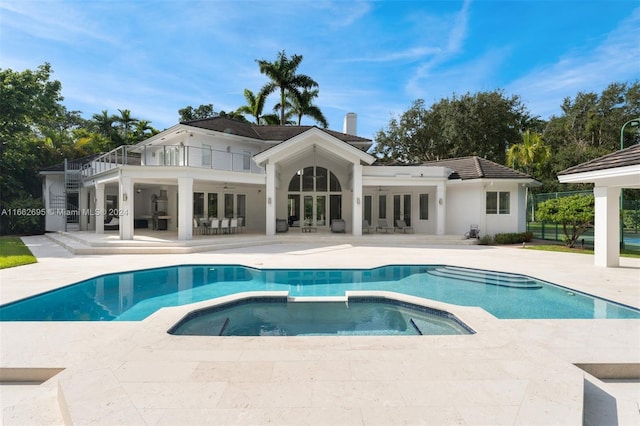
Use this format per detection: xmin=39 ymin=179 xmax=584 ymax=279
xmin=178 ymin=177 xmax=193 ymax=240
xmin=352 ymin=163 xmax=363 ymax=236
xmin=593 ymin=186 xmax=620 ymax=267
xmin=79 ymin=187 xmax=88 ymax=230
xmin=436 ymin=182 xmax=446 ymax=235
xmin=119 ymin=176 xmax=134 ymax=240
xmin=95 ymin=183 xmax=105 ymax=234
xmin=265 ymin=162 xmax=276 ymax=236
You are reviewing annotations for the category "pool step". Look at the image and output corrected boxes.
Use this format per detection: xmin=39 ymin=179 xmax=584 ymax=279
xmin=427 ymin=266 xmax=542 ymax=289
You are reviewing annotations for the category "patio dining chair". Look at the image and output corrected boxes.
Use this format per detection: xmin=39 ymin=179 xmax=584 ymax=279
xmin=220 ymin=218 xmax=230 ymax=234
xmin=230 ymin=218 xmax=238 ymax=234
xmin=209 ymin=218 xmax=220 ymax=235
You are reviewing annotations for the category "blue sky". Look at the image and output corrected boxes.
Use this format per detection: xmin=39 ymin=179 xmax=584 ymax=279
xmin=1 ymin=0 xmax=639 ymax=140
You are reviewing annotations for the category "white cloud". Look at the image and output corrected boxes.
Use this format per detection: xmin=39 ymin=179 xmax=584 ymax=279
xmin=507 ymin=8 xmax=640 ymax=119
xmin=0 ymin=1 xmax=121 ymax=46
xmin=405 ymin=0 xmax=472 ymax=95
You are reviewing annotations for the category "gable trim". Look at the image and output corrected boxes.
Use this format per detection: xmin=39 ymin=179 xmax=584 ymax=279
xmin=253 ymin=127 xmax=375 ymax=166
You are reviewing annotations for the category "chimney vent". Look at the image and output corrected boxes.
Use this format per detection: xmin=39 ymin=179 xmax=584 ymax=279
xmin=343 ymin=112 xmax=357 ymax=135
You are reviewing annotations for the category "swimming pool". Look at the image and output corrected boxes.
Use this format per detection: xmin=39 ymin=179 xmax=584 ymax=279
xmin=168 ymin=296 xmax=474 ymax=336
xmin=0 ymin=264 xmax=638 ymax=321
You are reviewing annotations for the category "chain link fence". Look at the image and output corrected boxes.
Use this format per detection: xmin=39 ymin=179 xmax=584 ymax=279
xmin=526 ymin=190 xmax=640 ymax=250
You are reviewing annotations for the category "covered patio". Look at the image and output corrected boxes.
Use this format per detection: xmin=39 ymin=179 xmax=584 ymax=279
xmin=558 ymin=143 xmax=640 ymax=267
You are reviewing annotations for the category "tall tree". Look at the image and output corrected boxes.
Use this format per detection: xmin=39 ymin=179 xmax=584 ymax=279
xmin=133 ymin=120 xmax=158 ymax=141
xmin=91 ymin=110 xmax=117 ymax=140
xmin=373 ymin=91 xmax=532 ymax=164
xmin=256 ymin=51 xmax=319 ymax=125
xmin=0 ymin=64 xmax=64 ymax=199
xmin=506 ymin=130 xmax=551 ymax=177
xmin=178 ymin=104 xmax=216 ymax=122
xmin=278 ymin=88 xmax=328 ymax=127
xmin=236 ymin=88 xmax=279 ymax=124
xmin=116 ymin=108 xmax=138 ymax=144
xmin=0 ymin=63 xmax=66 ymax=234
xmin=540 ymin=81 xmax=639 ymax=192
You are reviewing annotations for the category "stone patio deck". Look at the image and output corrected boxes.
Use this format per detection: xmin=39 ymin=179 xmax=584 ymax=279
xmin=1 ymin=236 xmax=638 ymax=425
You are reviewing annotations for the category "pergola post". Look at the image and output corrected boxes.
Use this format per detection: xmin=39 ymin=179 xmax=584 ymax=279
xmin=593 ymin=186 xmax=620 ymax=267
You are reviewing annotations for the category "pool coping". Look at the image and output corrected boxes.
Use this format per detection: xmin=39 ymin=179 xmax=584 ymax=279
xmin=153 ymin=290 xmax=496 ymax=337
xmin=1 ymin=236 xmax=639 ymax=425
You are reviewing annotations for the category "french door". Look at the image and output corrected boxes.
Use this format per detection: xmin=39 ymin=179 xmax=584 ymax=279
xmin=303 ymin=195 xmax=327 ymax=226
xmin=393 ymin=194 xmax=412 ymax=226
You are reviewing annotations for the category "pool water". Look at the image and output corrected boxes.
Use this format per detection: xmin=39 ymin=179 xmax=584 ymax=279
xmin=168 ymin=297 xmax=474 ymax=336
xmin=0 ymin=264 xmax=638 ymax=321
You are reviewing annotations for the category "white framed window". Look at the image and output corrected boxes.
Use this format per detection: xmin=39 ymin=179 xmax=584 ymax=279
xmin=486 ymin=191 xmax=510 ymax=214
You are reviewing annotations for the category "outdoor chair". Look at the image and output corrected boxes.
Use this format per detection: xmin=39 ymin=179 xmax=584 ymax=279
xmin=331 ymin=219 xmax=346 ymax=233
xmin=376 ymin=219 xmax=394 ymax=233
xmin=275 ymin=219 xmax=289 ymax=233
xmin=220 ymin=218 xmax=230 ymax=234
xmin=104 ymin=217 xmax=119 ymax=230
xmin=395 ymin=219 xmax=413 ymax=233
xmin=362 ymin=219 xmax=374 ymax=233
xmin=465 ymin=224 xmax=480 ymax=239
xmin=209 ymin=218 xmax=220 ymax=235
xmin=230 ymin=218 xmax=238 ymax=233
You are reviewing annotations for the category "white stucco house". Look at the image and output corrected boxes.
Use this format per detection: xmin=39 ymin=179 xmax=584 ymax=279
xmin=41 ymin=113 xmax=540 ymax=240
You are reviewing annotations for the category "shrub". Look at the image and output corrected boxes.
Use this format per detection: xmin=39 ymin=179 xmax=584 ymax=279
xmin=0 ymin=196 xmax=45 ymax=236
xmin=494 ymin=232 xmax=534 ymax=244
xmin=478 ymin=235 xmax=493 ymax=245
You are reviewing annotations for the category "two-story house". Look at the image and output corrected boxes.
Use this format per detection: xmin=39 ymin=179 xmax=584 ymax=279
xmin=42 ymin=113 xmax=540 ymax=240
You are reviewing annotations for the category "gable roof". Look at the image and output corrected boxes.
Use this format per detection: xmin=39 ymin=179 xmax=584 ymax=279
xmin=253 ymin=127 xmax=375 ymax=167
xmin=182 ymin=117 xmax=371 ymax=146
xmin=387 ymin=156 xmax=535 ymax=180
xmin=558 ymin=143 xmax=640 ymax=176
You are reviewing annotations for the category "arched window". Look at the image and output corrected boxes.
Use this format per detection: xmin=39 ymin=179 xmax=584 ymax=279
xmin=287 ymin=166 xmax=342 ymax=227
xmin=288 ymin=167 xmax=341 ymax=192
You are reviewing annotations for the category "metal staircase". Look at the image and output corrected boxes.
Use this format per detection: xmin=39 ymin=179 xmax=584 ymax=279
xmin=64 ymin=159 xmax=83 ymax=231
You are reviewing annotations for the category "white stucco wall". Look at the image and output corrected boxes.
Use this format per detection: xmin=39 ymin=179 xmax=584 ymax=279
xmin=445 ymin=183 xmax=484 ymax=236
xmin=43 ymin=175 xmax=66 ymax=232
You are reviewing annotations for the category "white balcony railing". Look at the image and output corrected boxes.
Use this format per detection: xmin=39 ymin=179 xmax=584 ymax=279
xmin=83 ymin=144 xmax=264 ymax=178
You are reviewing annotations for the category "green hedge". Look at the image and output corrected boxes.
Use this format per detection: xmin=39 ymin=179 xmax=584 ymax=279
xmin=493 ymin=232 xmax=534 ymax=244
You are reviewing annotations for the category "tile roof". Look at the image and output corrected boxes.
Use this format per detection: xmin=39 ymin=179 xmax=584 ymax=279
xmin=558 ymin=143 xmax=640 ymax=176
xmin=399 ymin=156 xmax=534 ymax=180
xmin=181 ymin=117 xmax=371 ymax=144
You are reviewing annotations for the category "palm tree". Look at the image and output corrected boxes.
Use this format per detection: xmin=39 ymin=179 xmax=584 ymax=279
xmin=256 ymin=51 xmax=318 ymax=125
xmin=507 ymin=130 xmax=551 ymax=175
xmin=91 ymin=110 xmax=117 ymax=138
xmin=116 ymin=109 xmax=138 ymax=144
xmin=236 ymin=89 xmax=271 ymax=124
xmin=278 ymin=88 xmax=328 ymax=127
xmin=134 ymin=120 xmax=158 ymax=141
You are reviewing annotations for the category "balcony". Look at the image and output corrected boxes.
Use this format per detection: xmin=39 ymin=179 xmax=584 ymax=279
xmin=83 ymin=144 xmax=265 ymax=178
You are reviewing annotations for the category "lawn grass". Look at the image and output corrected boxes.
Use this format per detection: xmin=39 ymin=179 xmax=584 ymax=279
xmin=524 ymin=244 xmax=640 ymax=258
xmin=0 ymin=236 xmax=37 ymax=269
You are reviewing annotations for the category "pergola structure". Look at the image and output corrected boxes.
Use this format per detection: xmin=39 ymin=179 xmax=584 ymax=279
xmin=558 ymin=144 xmax=640 ymax=267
